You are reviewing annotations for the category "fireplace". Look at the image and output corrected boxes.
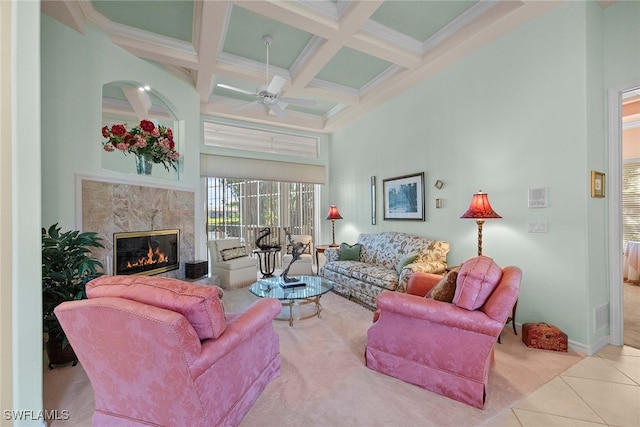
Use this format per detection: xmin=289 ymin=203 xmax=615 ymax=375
xmin=113 ymin=229 xmax=180 ymax=276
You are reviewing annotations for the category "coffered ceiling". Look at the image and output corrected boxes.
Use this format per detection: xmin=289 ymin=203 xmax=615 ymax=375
xmin=43 ymin=1 xmax=584 ymax=134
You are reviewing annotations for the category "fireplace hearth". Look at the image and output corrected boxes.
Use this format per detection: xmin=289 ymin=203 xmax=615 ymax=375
xmin=113 ymin=229 xmax=179 ymax=276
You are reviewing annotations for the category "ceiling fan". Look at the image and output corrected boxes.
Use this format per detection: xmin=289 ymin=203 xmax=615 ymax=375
xmin=217 ymin=35 xmax=316 ymax=118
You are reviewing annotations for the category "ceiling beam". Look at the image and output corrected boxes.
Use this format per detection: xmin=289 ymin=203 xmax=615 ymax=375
xmin=237 ymin=1 xmax=338 ymax=39
xmin=291 ymin=1 xmax=384 ymax=89
xmin=122 ymin=86 xmax=151 ymax=120
xmin=110 ymin=34 xmax=199 ymax=70
xmin=194 ymin=1 xmax=229 ymax=103
xmin=41 ymin=0 xmax=86 ymax=34
xmin=201 ymin=100 xmax=327 ymax=133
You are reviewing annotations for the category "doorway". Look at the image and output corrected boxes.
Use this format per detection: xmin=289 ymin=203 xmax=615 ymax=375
xmin=610 ymin=82 xmax=640 ymax=348
xmin=621 ymin=88 xmax=640 ymax=348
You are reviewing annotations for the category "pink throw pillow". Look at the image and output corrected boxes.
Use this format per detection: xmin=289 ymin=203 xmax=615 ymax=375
xmin=452 ymin=256 xmax=503 ymax=310
xmin=86 ymin=275 xmax=226 ymax=340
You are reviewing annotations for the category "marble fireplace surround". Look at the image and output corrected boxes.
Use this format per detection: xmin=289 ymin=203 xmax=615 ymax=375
xmin=77 ymin=175 xmax=195 ymax=279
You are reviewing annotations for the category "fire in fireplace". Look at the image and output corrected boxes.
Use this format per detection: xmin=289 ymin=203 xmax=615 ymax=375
xmin=113 ymin=229 xmax=179 ymax=276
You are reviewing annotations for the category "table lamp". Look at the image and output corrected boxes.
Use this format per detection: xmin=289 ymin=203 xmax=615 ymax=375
xmin=325 ymin=205 xmax=343 ymax=247
xmin=460 ymin=190 xmax=501 ymax=256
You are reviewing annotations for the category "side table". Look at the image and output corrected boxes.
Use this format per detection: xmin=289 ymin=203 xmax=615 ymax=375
xmin=253 ymin=248 xmax=280 ymax=278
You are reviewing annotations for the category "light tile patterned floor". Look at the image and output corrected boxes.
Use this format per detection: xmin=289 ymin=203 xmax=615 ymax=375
xmin=486 ymin=345 xmax=640 ymax=426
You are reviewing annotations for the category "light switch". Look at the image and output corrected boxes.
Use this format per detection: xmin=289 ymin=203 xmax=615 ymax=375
xmin=528 ymin=221 xmax=547 ymax=233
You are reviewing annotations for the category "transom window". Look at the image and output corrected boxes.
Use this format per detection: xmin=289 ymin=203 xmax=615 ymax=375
xmin=203 ymin=122 xmax=318 ymax=158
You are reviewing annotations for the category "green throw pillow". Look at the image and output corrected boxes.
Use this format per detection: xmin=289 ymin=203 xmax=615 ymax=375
xmin=396 ymin=251 xmax=420 ymax=274
xmin=339 ymin=243 xmax=361 ymax=261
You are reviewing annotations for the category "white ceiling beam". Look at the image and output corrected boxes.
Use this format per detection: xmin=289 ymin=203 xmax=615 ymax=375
xmin=194 ymin=1 xmax=229 ymax=103
xmin=236 ymin=1 xmax=338 ymax=39
xmin=110 ymin=35 xmax=199 ymax=70
xmin=345 ymin=33 xmax=419 ymax=69
xmin=201 ymin=101 xmax=327 ymax=133
xmin=122 ymin=86 xmax=152 ymax=120
xmin=79 ymin=0 xmax=200 ymax=70
xmin=41 ymin=0 xmax=86 ymax=34
xmin=291 ymin=1 xmax=384 ymax=89
xmin=291 ymin=39 xmax=342 ymax=91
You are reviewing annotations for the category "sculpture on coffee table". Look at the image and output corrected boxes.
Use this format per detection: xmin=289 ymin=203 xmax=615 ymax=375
xmin=280 ymin=230 xmax=310 ymax=283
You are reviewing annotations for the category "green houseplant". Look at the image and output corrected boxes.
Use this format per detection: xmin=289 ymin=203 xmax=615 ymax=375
xmin=42 ymin=223 xmax=104 ymax=368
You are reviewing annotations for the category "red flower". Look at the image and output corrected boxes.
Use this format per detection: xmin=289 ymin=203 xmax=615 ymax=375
xmin=125 ymin=133 xmax=136 ymax=146
xmin=140 ymin=120 xmax=155 ymax=132
xmin=101 ymin=120 xmax=180 ymax=172
xmin=111 ymin=124 xmax=127 ymax=137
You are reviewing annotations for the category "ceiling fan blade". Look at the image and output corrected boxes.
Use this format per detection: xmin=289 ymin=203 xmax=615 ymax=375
xmin=268 ymin=103 xmax=287 ymax=118
xmin=267 ymin=75 xmax=286 ymax=95
xmin=217 ymin=83 xmax=255 ymax=96
xmin=233 ymin=100 xmax=260 ymax=111
xmin=279 ymin=97 xmax=317 ymax=106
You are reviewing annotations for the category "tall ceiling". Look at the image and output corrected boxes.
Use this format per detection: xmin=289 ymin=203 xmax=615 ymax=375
xmin=43 ymin=1 xmax=599 ymax=134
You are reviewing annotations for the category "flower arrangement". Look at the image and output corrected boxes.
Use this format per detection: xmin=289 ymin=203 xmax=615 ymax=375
xmin=101 ymin=120 xmax=180 ymax=171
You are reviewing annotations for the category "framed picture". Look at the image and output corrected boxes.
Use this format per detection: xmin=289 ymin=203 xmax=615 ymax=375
xmin=591 ymin=171 xmax=605 ymax=198
xmin=383 ymin=172 xmax=425 ymax=221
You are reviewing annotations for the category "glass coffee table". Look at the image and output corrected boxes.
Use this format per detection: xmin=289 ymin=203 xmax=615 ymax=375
xmin=249 ymin=275 xmax=334 ymax=326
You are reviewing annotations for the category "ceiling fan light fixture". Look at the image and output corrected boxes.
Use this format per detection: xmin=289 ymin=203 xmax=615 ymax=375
xmin=218 ymin=35 xmax=316 ymax=117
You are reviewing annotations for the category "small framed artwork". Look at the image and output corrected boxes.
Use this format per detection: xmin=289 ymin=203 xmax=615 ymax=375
xmin=591 ymin=171 xmax=605 ymax=198
xmin=383 ymin=172 xmax=425 ymax=221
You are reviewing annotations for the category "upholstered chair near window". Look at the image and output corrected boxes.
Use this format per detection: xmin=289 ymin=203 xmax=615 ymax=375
xmin=54 ymin=275 xmax=282 ymax=426
xmin=209 ymin=238 xmax=258 ymax=289
xmin=281 ymin=235 xmax=313 ymax=275
xmin=366 ymin=256 xmax=521 ymax=409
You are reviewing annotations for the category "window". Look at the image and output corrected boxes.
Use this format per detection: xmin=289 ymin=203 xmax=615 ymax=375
xmin=206 ymin=177 xmax=316 ymax=248
xmin=203 ymin=121 xmax=318 ymax=158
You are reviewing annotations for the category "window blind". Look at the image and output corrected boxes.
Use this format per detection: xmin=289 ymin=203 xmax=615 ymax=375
xmin=200 ymin=154 xmax=326 ymax=184
xmin=622 ymin=162 xmax=640 ymax=251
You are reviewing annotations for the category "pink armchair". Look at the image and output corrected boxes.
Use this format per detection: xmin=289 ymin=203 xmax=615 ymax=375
xmin=365 ymin=256 xmax=521 ymax=409
xmin=54 ymin=275 xmax=281 ymax=426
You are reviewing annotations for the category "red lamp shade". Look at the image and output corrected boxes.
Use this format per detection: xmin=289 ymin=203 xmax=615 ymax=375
xmin=460 ymin=191 xmax=502 ymax=219
xmin=460 ymin=191 xmax=501 ymax=256
xmin=325 ymin=205 xmax=343 ymax=246
xmin=325 ymin=205 xmax=343 ymax=221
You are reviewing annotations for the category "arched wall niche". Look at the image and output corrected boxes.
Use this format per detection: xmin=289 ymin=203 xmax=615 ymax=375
xmin=101 ymin=81 xmax=181 ymax=180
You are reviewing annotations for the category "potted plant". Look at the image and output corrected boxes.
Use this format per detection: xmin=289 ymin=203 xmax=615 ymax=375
xmin=42 ymin=223 xmax=104 ymax=368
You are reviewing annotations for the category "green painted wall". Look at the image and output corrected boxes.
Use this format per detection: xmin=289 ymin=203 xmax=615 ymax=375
xmin=40 ymin=15 xmax=201 ymax=234
xmin=327 ymin=1 xmax=639 ymax=351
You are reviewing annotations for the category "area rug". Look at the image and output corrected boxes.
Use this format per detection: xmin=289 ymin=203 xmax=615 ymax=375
xmin=44 ymin=288 xmax=583 ymax=426
xmin=230 ymin=290 xmax=583 ymax=427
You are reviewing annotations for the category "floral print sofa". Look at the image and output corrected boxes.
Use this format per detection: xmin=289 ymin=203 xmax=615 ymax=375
xmin=320 ymin=231 xmax=450 ymax=309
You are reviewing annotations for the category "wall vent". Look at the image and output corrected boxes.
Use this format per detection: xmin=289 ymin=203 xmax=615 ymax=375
xmin=594 ymin=303 xmax=609 ymax=332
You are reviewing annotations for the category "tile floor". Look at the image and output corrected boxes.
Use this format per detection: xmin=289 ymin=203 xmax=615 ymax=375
xmin=487 ymin=345 xmax=640 ymax=426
